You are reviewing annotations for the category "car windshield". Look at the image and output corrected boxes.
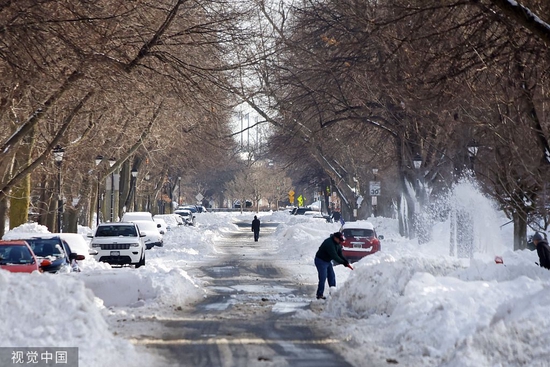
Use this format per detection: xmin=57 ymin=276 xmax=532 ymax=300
xmin=96 ymin=225 xmax=137 ymax=237
xmin=25 ymin=238 xmax=65 ymax=258
xmin=343 ymin=229 xmax=374 ymax=238
xmin=0 ymin=245 xmax=34 ymax=265
xmin=176 ymin=211 xmax=190 ymax=217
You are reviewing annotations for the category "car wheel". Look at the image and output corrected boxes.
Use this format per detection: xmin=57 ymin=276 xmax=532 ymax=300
xmin=135 ymin=252 xmax=145 ymax=268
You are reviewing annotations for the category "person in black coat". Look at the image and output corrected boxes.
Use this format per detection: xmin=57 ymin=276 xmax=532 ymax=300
xmin=330 ymin=210 xmax=341 ymax=223
xmin=533 ymin=232 xmax=550 ymax=269
xmin=314 ymin=232 xmax=353 ymax=299
xmin=251 ymin=215 xmax=261 ymax=242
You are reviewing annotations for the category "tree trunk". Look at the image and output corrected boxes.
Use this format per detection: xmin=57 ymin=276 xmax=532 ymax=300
xmin=64 ymin=207 xmax=78 ymax=233
xmin=45 ymin=193 xmax=56 ymax=232
xmin=89 ymin=184 xmax=99 ymax=228
xmin=119 ymin=161 xmax=130 ymax=216
xmin=0 ymin=197 xmax=7 ymax=238
xmin=9 ymin=130 xmax=35 ymax=229
xmin=9 ymin=177 xmax=30 ymax=230
xmin=513 ymin=211 xmax=527 ymax=251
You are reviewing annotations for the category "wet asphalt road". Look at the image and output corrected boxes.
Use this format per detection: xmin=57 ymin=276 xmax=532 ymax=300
xmin=131 ymin=220 xmax=356 ymax=367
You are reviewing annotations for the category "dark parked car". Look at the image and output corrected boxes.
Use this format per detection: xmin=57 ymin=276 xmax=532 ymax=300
xmin=178 ymin=205 xmax=198 ymax=213
xmin=233 ymin=200 xmax=252 ymax=209
xmin=293 ymin=207 xmax=312 ymax=215
xmin=8 ymin=235 xmax=85 ymax=273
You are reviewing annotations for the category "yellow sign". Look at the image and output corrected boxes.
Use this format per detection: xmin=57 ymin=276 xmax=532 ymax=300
xmin=297 ymin=195 xmax=304 ymax=206
xmin=289 ymin=190 xmax=295 ymax=196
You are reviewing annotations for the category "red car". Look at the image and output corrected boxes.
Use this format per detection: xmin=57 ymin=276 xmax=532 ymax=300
xmin=0 ymin=240 xmax=51 ymax=273
xmin=339 ymin=222 xmax=383 ymax=263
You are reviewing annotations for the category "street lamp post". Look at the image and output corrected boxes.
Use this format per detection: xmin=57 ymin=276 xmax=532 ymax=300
xmin=413 ymin=153 xmax=422 ymax=170
xmin=52 ymin=145 xmax=65 ymax=233
xmin=108 ymin=157 xmax=116 ymax=222
xmin=95 ymin=155 xmax=103 ymax=227
xmin=131 ymin=168 xmax=138 ymax=211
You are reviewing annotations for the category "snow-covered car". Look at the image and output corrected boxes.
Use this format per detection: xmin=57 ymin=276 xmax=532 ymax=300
xmin=90 ymin=222 xmax=146 ymax=268
xmin=154 ymin=214 xmax=185 ymax=230
xmin=174 ymin=209 xmax=195 ymax=226
xmin=121 ymin=211 xmax=154 ymax=222
xmin=304 ymin=211 xmax=330 ymax=221
xmin=57 ymin=233 xmax=92 ymax=257
xmin=292 ymin=207 xmax=312 ymax=215
xmin=152 ymin=217 xmax=168 ymax=234
xmin=339 ymin=221 xmax=383 ymax=263
xmin=131 ymin=220 xmax=164 ymax=249
xmin=178 ymin=205 xmax=198 ymax=213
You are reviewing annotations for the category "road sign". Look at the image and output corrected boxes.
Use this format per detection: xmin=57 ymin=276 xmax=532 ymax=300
xmin=196 ymin=193 xmax=204 ymax=202
xmin=369 ymin=181 xmax=381 ymax=196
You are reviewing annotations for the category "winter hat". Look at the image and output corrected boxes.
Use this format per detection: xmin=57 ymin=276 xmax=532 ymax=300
xmin=533 ymin=232 xmax=544 ymax=241
xmin=333 ymin=232 xmax=344 ymax=241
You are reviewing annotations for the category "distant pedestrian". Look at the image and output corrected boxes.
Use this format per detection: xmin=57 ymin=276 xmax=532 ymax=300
xmin=251 ymin=215 xmax=261 ymax=242
xmin=331 ymin=209 xmax=341 ymax=223
xmin=314 ymin=232 xmax=353 ymax=300
xmin=532 ymin=232 xmax=550 ymax=270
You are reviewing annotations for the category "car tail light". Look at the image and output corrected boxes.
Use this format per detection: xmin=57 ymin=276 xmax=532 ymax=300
xmin=40 ymin=259 xmax=52 ymax=267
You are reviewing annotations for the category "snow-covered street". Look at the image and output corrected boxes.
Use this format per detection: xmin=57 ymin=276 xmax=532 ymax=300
xmin=2 ymin=184 xmax=550 ymax=366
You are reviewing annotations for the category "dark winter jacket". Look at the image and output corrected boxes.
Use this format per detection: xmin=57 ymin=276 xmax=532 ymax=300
xmin=251 ymin=218 xmax=260 ymax=233
xmin=315 ymin=235 xmax=348 ymax=265
xmin=536 ymin=239 xmax=550 ymax=270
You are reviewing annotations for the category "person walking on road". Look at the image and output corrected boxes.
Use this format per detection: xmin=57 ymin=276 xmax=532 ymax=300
xmin=314 ymin=232 xmax=353 ymax=300
xmin=533 ymin=232 xmax=550 ymax=269
xmin=330 ymin=209 xmax=341 ymax=223
xmin=251 ymin=215 xmax=261 ymax=242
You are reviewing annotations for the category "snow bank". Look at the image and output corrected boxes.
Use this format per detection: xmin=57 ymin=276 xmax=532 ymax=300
xmin=0 ymin=270 xmax=154 ymax=367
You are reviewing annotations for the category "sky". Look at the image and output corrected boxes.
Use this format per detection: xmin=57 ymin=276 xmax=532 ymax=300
xmin=1 ymin=181 xmax=550 ymax=367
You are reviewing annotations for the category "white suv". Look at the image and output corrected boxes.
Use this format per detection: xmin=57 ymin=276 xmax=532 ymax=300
xmin=90 ymin=223 xmax=146 ymax=268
